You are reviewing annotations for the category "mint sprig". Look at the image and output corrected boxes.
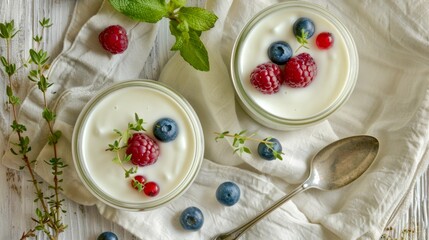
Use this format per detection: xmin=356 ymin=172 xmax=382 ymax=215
xmin=109 ymin=0 xmax=218 ymax=71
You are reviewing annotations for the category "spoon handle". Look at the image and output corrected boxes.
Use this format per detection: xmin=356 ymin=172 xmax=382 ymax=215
xmin=212 ymin=184 xmax=308 ymax=240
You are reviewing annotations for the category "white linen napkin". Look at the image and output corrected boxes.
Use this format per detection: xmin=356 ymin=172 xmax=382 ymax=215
xmin=2 ymin=0 xmax=429 ymax=239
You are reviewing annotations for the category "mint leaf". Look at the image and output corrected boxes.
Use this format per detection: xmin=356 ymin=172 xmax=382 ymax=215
xmin=178 ymin=7 xmax=218 ymax=31
xmin=109 ymin=0 xmax=168 ymax=23
xmin=177 ymin=28 xmax=209 ymax=71
xmin=169 ymin=20 xmax=188 ymax=50
xmin=170 ymin=18 xmax=209 ymax=70
xmin=167 ymin=0 xmax=186 ymax=12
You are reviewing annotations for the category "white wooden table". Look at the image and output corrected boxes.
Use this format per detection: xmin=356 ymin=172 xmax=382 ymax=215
xmin=0 ymin=1 xmax=427 ymax=239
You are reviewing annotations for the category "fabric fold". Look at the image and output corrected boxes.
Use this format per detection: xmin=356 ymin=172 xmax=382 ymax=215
xmin=2 ymin=0 xmax=429 ymax=239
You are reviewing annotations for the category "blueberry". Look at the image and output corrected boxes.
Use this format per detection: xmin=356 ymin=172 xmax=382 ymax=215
xmin=97 ymin=231 xmax=118 ymax=240
xmin=216 ymin=181 xmax=240 ymax=206
xmin=267 ymin=41 xmax=292 ymax=65
xmin=153 ymin=117 xmax=178 ymax=142
xmin=257 ymin=138 xmax=282 ymax=160
xmin=293 ymin=17 xmax=315 ymax=39
xmin=180 ymin=206 xmax=204 ymax=231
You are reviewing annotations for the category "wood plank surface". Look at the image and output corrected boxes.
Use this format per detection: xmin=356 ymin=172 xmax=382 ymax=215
xmin=0 ymin=0 xmax=427 ymax=239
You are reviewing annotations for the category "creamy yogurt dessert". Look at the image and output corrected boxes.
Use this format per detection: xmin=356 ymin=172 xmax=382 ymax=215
xmin=231 ymin=1 xmax=358 ymax=130
xmin=72 ymin=80 xmax=204 ymax=211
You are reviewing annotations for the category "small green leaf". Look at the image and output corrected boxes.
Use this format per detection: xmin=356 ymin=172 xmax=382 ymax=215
xmin=29 ymin=49 xmax=39 ymax=64
xmin=0 ymin=20 xmax=19 ymax=39
xmin=35 ymin=208 xmax=43 ymax=218
xmin=0 ymin=56 xmax=7 ymax=67
xmin=178 ymin=7 xmax=218 ymax=31
xmin=6 ymin=85 xmax=13 ymax=97
xmin=112 ymin=156 xmax=121 ymax=164
xmin=169 ymin=20 xmax=187 ymax=51
xmin=295 ymin=29 xmax=309 ymax=52
xmin=33 ymin=35 xmax=42 ymax=42
xmin=177 ymin=29 xmax=210 ymax=71
xmin=48 ymin=130 xmax=62 ymax=145
xmin=5 ymin=62 xmax=16 ymax=77
xmin=243 ymin=147 xmax=251 ymax=154
xmin=42 ymin=108 xmax=55 ymax=121
xmin=176 ymin=20 xmax=189 ymax=33
xmin=39 ymin=18 xmax=53 ymax=28
xmin=108 ymin=0 xmax=169 ymax=23
xmin=124 ymin=154 xmax=132 ymax=163
xmin=131 ymin=178 xmax=144 ymax=192
xmin=168 ymin=0 xmax=186 ymax=10
xmin=10 ymin=148 xmax=18 ymax=155
xmin=124 ymin=167 xmax=137 ymax=178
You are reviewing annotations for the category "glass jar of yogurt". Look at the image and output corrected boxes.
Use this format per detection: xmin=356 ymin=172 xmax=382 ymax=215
xmin=72 ymin=80 xmax=204 ymax=211
xmin=230 ymin=1 xmax=358 ymax=130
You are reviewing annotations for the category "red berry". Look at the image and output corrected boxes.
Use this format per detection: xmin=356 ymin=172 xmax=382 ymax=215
xmin=143 ymin=181 xmax=160 ymax=197
xmin=98 ymin=25 xmax=128 ymax=54
xmin=131 ymin=175 xmax=146 ymax=190
xmin=316 ymin=32 xmax=334 ymax=50
xmin=250 ymin=63 xmax=283 ymax=94
xmin=284 ymin=53 xmax=317 ymax=88
xmin=126 ymin=133 xmax=160 ymax=167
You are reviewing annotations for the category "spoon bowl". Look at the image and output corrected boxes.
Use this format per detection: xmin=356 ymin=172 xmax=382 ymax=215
xmin=213 ymin=135 xmax=379 ymax=240
xmin=304 ymin=135 xmax=379 ymax=191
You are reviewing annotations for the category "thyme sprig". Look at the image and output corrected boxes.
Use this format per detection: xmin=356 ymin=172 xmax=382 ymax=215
xmin=295 ymin=29 xmax=310 ymax=53
xmin=214 ymin=130 xmax=284 ymax=160
xmin=1 ymin=18 xmax=67 ymax=240
xmin=106 ymin=113 xmax=146 ymax=178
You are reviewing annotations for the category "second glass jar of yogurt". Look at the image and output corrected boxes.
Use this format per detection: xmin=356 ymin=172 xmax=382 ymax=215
xmin=230 ymin=1 xmax=358 ymax=130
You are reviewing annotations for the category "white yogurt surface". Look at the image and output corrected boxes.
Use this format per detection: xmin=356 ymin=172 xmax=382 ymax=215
xmin=80 ymin=85 xmax=196 ymax=204
xmin=238 ymin=6 xmax=350 ymax=119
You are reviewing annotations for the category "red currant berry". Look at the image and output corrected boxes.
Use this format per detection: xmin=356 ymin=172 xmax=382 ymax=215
xmin=131 ymin=175 xmax=146 ymax=191
xmin=98 ymin=25 xmax=128 ymax=54
xmin=316 ymin=32 xmax=334 ymax=50
xmin=143 ymin=181 xmax=160 ymax=197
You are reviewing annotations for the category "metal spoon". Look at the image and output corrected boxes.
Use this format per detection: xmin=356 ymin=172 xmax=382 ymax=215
xmin=212 ymin=135 xmax=379 ymax=240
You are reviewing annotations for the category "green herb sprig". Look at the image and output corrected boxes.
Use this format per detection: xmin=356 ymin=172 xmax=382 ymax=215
xmin=295 ymin=29 xmax=310 ymax=53
xmin=1 ymin=18 xmax=67 ymax=240
xmin=214 ymin=130 xmax=284 ymax=160
xmin=106 ymin=113 xmax=146 ymax=178
xmin=108 ymin=0 xmax=218 ymax=71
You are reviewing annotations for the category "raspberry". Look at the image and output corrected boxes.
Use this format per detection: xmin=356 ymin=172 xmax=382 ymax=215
xmin=284 ymin=53 xmax=317 ymax=88
xmin=98 ymin=25 xmax=128 ymax=54
xmin=250 ymin=63 xmax=283 ymax=94
xmin=126 ymin=133 xmax=160 ymax=167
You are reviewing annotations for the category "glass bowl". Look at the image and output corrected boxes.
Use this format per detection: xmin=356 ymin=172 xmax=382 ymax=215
xmin=230 ymin=1 xmax=358 ymax=130
xmin=72 ymin=80 xmax=204 ymax=211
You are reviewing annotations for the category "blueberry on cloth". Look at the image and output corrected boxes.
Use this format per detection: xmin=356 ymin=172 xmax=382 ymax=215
xmin=267 ymin=41 xmax=293 ymax=65
xmin=257 ymin=138 xmax=282 ymax=160
xmin=180 ymin=206 xmax=204 ymax=231
xmin=97 ymin=231 xmax=118 ymax=240
xmin=216 ymin=181 xmax=241 ymax=206
xmin=153 ymin=117 xmax=178 ymax=142
xmin=293 ymin=17 xmax=315 ymax=39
